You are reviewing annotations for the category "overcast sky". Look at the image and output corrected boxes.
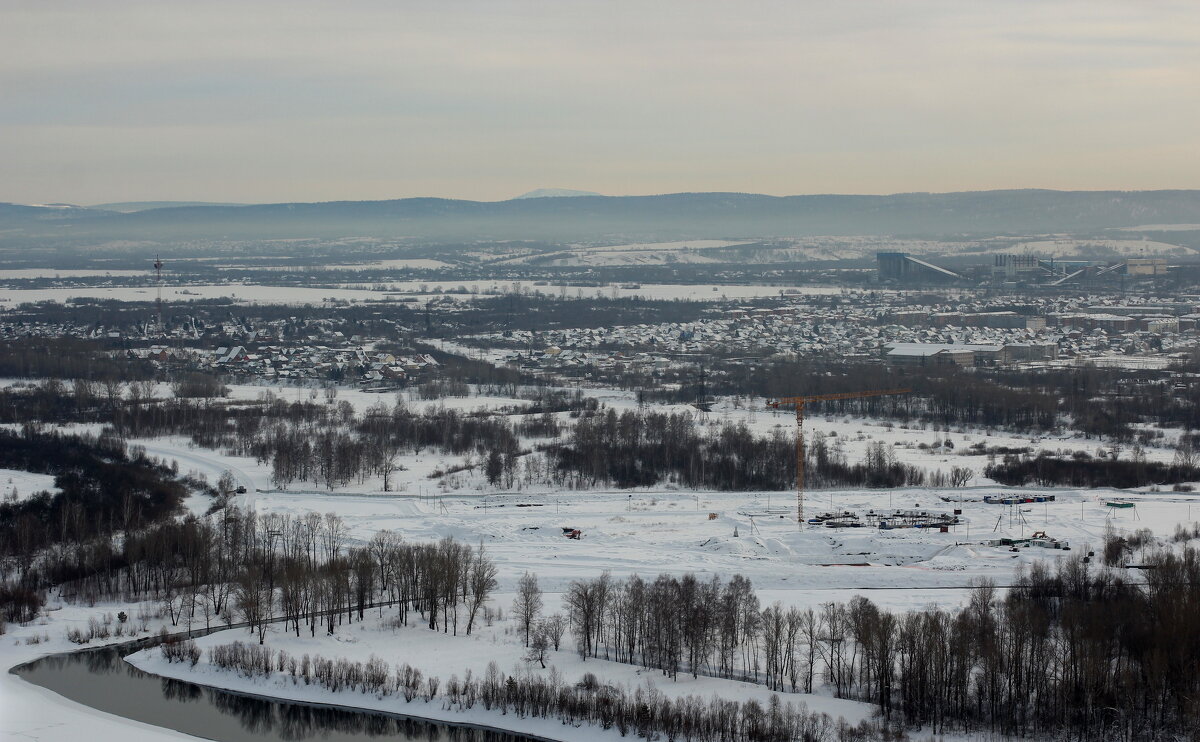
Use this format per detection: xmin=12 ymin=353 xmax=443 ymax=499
xmin=2 ymin=1 xmax=1198 ymax=204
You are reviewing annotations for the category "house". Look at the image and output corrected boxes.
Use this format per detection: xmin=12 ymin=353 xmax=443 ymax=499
xmin=217 ymin=346 xmax=247 ymax=364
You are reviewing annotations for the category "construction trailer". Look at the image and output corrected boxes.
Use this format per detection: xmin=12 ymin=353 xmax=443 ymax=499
xmin=983 ymin=494 xmax=1057 ymax=505
xmin=985 ymin=534 xmax=1071 ymax=550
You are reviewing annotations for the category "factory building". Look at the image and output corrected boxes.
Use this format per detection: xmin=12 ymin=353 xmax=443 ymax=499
xmin=877 ymin=252 xmax=961 ymax=284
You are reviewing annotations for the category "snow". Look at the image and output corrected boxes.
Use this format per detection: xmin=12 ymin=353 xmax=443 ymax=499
xmin=126 ymin=603 xmax=877 ymax=739
xmin=0 ymin=468 xmax=58 ymax=502
xmin=7 ymin=384 xmax=1200 ymax=741
xmin=0 ymin=280 xmax=875 ymax=309
xmin=1 ymin=598 xmax=196 ymax=742
xmin=1000 ymin=238 xmax=1195 ymax=257
xmin=1117 ymin=224 xmax=1200 ymax=232
xmin=0 ymin=284 xmax=416 ymax=307
xmin=1 ymin=595 xmax=874 ymax=742
xmin=515 ymin=188 xmax=602 ymax=199
xmin=0 ymin=268 xmax=148 ymax=279
xmin=492 ymin=241 xmax=753 ymax=267
xmin=221 ymin=485 xmax=1200 ymax=596
xmin=25 ymin=389 xmax=1188 ymax=597
xmin=323 ymin=259 xmax=454 ymax=270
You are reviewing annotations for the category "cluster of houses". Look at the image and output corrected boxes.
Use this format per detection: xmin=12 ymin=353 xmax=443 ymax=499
xmin=0 ymin=311 xmax=415 ymax=346
xmin=7 ymin=285 xmax=1200 ymax=383
xmin=126 ymin=344 xmax=439 ymax=385
xmin=466 ymin=293 xmax=1200 ymax=373
xmin=500 ymin=346 xmax=678 ymax=373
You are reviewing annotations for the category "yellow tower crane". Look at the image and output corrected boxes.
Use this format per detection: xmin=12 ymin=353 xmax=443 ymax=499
xmin=768 ymin=388 xmax=911 ymax=527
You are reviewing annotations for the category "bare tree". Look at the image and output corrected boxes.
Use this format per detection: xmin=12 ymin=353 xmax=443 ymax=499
xmin=465 ymin=543 xmax=498 ymax=635
xmin=236 ymin=565 xmax=273 ymax=644
xmin=1174 ymin=439 xmax=1199 ymax=470
xmin=513 ymin=571 xmax=543 ymax=646
xmin=524 ymin=626 xmax=550 ymax=668
xmin=949 ymin=466 xmax=974 ymax=488
xmin=541 ymin=613 xmax=567 ymax=651
xmin=321 ymin=513 xmax=346 ymax=562
xmin=217 ymin=470 xmax=237 ymax=497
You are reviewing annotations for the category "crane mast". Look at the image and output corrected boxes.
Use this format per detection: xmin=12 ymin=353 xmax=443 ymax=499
xmin=153 ymin=254 xmax=164 ymax=335
xmin=768 ymin=388 xmax=911 ymax=527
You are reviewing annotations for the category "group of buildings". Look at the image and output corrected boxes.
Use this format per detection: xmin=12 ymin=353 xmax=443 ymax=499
xmin=127 ymin=344 xmax=441 ymax=384
xmin=468 ymin=292 xmax=1200 ymax=374
xmin=878 ymin=251 xmax=1170 ymax=287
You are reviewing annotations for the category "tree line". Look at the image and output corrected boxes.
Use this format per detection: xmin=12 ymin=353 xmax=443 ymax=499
xmin=555 ymin=551 xmax=1200 ymax=741
xmin=189 ymin=638 xmax=875 ymax=742
xmin=5 ymin=502 xmax=501 ymax=649
xmin=0 ymin=425 xmax=187 ymax=577
xmin=985 ymin=449 xmax=1200 ymax=488
xmin=547 ymin=408 xmax=939 ymax=491
xmin=654 ymin=356 xmax=1198 ymax=444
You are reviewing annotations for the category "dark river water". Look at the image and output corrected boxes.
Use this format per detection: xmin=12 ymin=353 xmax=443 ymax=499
xmin=13 ymin=641 xmax=541 ymax=742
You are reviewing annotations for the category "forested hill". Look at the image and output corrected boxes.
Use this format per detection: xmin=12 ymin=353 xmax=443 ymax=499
xmin=4 ymin=189 xmax=1200 ymax=243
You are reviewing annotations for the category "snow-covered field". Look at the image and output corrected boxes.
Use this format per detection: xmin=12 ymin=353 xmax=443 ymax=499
xmin=0 ymin=268 xmax=148 ymax=279
xmin=117 ymin=407 xmax=1197 ymax=600
xmin=236 ymin=486 xmax=1197 ymax=594
xmin=116 ymin=419 xmax=1192 ymax=597
xmin=0 ymin=468 xmax=58 ymax=502
xmin=7 ymin=471 xmax=1195 ymax=742
xmin=349 ymin=258 xmax=454 ymax=270
xmin=1117 ymin=224 xmax=1200 ymax=232
xmin=0 ymin=279 xmax=876 ymax=309
xmin=999 ymin=238 xmax=1194 ymax=257
xmin=492 ymin=240 xmax=753 ymax=266
xmin=0 ymin=284 xmax=412 ymax=307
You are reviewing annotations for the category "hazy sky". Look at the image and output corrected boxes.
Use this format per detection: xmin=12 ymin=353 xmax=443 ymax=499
xmin=2 ymin=1 xmax=1198 ymax=204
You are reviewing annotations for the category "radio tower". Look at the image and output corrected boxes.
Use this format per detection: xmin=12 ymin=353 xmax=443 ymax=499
xmin=153 ymin=254 xmax=164 ymax=335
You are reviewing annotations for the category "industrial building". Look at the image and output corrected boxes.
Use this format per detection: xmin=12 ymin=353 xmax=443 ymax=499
xmin=992 ymin=254 xmax=1041 ymax=282
xmin=878 ymin=249 xmax=1173 ymax=288
xmin=883 ymin=343 xmax=992 ymax=366
xmin=1127 ymin=258 xmax=1168 ymax=276
xmin=883 ymin=342 xmax=1059 ymax=366
xmin=877 ymin=252 xmax=962 ymax=284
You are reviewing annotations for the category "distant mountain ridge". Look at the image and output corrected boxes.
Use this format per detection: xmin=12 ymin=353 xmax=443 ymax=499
xmin=515 ymin=188 xmax=603 ymax=199
xmin=90 ymin=201 xmax=246 ymax=212
xmin=4 ymin=189 xmax=1200 ymax=243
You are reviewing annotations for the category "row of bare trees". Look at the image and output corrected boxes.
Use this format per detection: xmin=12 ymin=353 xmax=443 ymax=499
xmin=199 ymin=640 xmax=872 ymax=742
xmin=9 ymin=503 xmax=499 ymax=648
xmin=550 ymin=408 xmax=943 ymax=491
xmin=559 ymin=550 xmax=1200 ymax=741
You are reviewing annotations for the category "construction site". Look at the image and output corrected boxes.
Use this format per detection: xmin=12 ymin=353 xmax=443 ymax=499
xmin=807 ymin=509 xmax=962 ymax=530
